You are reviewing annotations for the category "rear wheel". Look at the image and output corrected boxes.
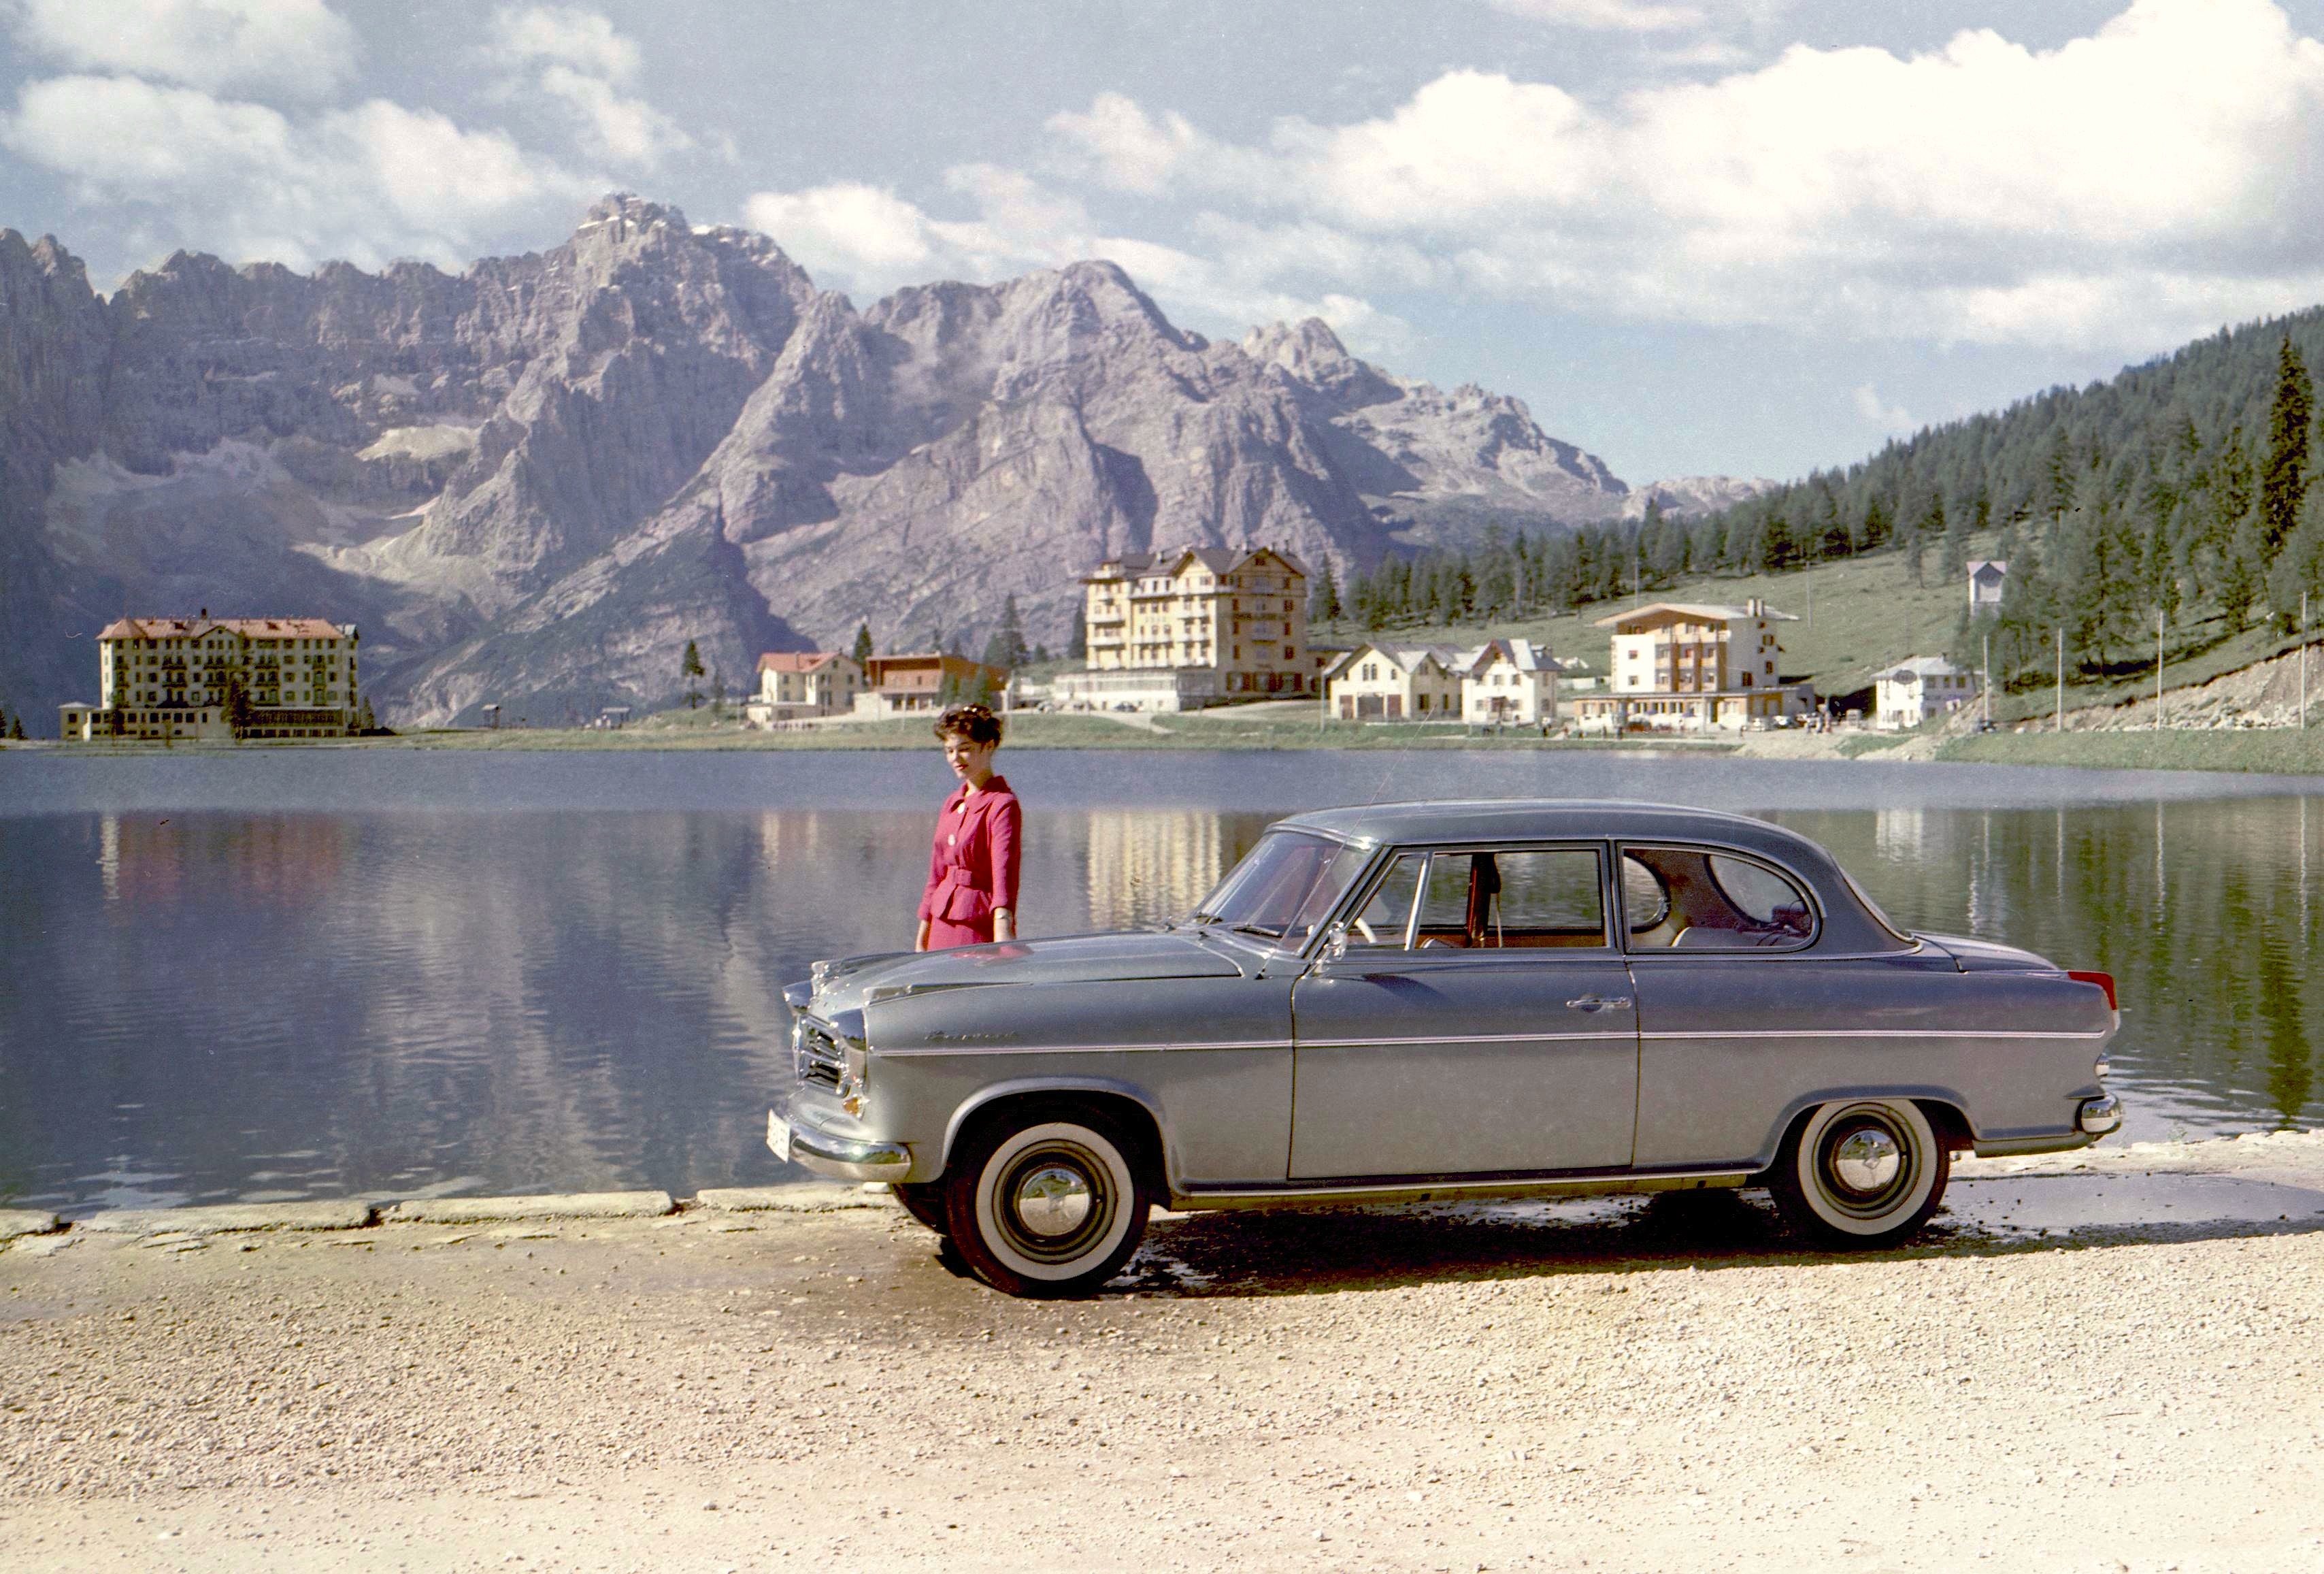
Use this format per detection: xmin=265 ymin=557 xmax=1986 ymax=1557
xmin=943 ymin=1106 xmax=1150 ymax=1298
xmin=1770 ymin=1098 xmax=1948 ymax=1248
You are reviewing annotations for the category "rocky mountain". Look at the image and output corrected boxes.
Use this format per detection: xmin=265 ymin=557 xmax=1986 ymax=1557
xmin=1620 ymin=474 xmax=1780 ymax=521
xmin=0 ymin=195 xmax=1636 ymax=727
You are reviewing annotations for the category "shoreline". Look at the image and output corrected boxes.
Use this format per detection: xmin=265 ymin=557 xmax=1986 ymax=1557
xmin=10 ymin=719 xmax=2324 ymax=776
xmin=6 ymin=1128 xmax=2317 ymax=1245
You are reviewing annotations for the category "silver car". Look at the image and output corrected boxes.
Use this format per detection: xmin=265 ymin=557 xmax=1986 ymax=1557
xmin=772 ymin=800 xmax=2121 ymax=1297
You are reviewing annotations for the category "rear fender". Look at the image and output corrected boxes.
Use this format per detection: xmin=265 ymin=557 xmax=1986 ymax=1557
xmin=1752 ymin=1086 xmax=1976 ymax=1174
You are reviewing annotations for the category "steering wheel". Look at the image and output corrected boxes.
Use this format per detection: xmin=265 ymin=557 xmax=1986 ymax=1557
xmin=1352 ymin=917 xmax=1378 ymax=943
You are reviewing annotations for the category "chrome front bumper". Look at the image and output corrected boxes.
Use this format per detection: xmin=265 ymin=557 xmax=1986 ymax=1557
xmin=769 ymin=1100 xmax=912 ymax=1183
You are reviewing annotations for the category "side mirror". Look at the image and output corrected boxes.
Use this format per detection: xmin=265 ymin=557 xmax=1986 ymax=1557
xmin=1321 ymin=921 xmax=1349 ymax=962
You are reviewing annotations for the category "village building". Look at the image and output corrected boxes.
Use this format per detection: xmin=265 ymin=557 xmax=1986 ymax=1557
xmin=60 ymin=615 xmax=361 ymax=742
xmin=1875 ymin=655 xmax=1977 ymax=730
xmin=1460 ymin=638 xmax=1558 ymax=725
xmin=744 ymin=651 xmax=865 ymax=725
xmin=1057 ymin=546 xmax=1310 ymax=711
xmin=1567 ymin=599 xmax=1812 ymax=733
xmin=1968 ymin=559 xmax=2009 ymax=610
xmin=850 ymin=653 xmax=1010 ymax=719
xmin=1324 ymin=642 xmax=1466 ymax=721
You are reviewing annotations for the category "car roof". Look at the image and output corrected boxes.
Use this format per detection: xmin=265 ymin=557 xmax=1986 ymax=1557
xmin=1280 ymin=798 xmax=1795 ymax=849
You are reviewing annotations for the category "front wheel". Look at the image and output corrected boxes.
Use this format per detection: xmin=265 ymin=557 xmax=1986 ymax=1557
xmin=1770 ymin=1098 xmax=1949 ymax=1249
xmin=943 ymin=1106 xmax=1150 ymax=1298
xmin=892 ymin=1181 xmax=949 ymax=1235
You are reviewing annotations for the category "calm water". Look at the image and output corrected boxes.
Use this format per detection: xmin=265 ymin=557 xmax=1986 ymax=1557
xmin=2 ymin=749 xmax=2319 ymax=1216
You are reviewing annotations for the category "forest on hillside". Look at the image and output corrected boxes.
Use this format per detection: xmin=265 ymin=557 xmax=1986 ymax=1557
xmin=1333 ymin=308 xmax=2324 ymax=693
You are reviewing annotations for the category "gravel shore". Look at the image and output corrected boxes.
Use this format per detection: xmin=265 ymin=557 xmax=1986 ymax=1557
xmin=6 ymin=1136 xmax=2324 ymax=1573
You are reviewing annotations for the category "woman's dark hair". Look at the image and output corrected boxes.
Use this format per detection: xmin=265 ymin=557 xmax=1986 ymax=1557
xmin=934 ymin=703 xmax=1003 ymax=747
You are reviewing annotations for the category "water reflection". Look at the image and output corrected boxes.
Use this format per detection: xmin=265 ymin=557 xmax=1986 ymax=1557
xmin=2 ymin=791 xmax=2319 ymax=1215
xmin=1775 ymin=798 xmax=2323 ymax=1133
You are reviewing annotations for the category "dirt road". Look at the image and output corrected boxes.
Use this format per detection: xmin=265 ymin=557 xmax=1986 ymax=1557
xmin=7 ymin=1138 xmax=2324 ymax=1573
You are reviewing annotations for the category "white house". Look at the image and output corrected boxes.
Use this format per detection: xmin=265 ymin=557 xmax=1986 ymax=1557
xmin=1325 ymin=643 xmax=1465 ymax=721
xmin=1570 ymin=599 xmax=1811 ymax=732
xmin=1968 ymin=560 xmax=2009 ymax=611
xmin=1460 ymin=638 xmax=1557 ymax=725
xmin=746 ymin=651 xmax=865 ymax=724
xmin=1875 ymin=655 xmax=1976 ymax=729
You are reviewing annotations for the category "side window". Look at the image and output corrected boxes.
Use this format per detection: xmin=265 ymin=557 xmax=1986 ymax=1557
xmin=1621 ymin=846 xmax=1814 ymax=950
xmin=1412 ymin=854 xmax=1474 ymax=943
xmin=1349 ymin=848 xmax=1608 ymax=951
xmin=1348 ymin=853 xmax=1425 ymax=947
xmin=1708 ymin=855 xmax=1812 ymax=936
xmin=1487 ymin=850 xmax=1607 ymax=947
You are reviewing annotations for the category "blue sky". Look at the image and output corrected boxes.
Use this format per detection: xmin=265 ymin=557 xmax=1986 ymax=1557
xmin=7 ymin=0 xmax=2324 ymax=485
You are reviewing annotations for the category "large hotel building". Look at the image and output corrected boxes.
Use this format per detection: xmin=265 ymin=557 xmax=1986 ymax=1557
xmin=61 ymin=616 xmax=363 ymax=742
xmin=1059 ymin=546 xmax=1312 ymax=711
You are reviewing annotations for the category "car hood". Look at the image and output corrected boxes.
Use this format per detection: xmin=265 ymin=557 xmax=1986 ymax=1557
xmin=1916 ymin=932 xmax=2059 ymax=972
xmin=803 ymin=930 xmax=1249 ymax=1015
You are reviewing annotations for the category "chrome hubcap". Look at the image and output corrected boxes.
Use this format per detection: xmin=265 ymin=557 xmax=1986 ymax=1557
xmin=1014 ymin=1166 xmax=1093 ymax=1237
xmin=1831 ymin=1128 xmax=1902 ymax=1193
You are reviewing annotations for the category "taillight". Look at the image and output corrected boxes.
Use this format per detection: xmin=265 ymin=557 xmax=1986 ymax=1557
xmin=2068 ymin=970 xmax=2117 ymax=1011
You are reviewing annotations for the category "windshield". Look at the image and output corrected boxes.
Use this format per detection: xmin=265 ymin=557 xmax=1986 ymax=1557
xmin=1189 ymin=832 xmax=1370 ymax=943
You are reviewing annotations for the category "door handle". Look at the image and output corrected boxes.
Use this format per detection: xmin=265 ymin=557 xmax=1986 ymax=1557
xmin=1565 ymin=995 xmax=1632 ymax=1012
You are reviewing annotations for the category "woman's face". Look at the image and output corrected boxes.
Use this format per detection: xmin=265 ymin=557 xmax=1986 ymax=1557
xmin=942 ymin=732 xmax=997 ymax=783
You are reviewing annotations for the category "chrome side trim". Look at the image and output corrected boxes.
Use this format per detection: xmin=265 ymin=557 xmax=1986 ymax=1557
xmin=1642 ymin=1028 xmax=2112 ymax=1042
xmin=882 ymin=1038 xmax=1293 ymax=1057
xmin=883 ymin=1030 xmax=1637 ymax=1057
xmin=1172 ymin=1167 xmax=1754 ymax=1211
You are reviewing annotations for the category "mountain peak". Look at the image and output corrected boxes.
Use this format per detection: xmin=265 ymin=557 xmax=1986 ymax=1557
xmin=580 ymin=191 xmax=687 ymax=231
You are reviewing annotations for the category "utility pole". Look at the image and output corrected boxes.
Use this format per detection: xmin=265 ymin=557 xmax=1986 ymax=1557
xmin=2304 ymin=591 xmax=2310 ymax=733
xmin=1982 ymin=632 xmax=1991 ymax=729
xmin=2056 ymin=627 xmax=2065 ymax=735
xmin=2156 ymin=611 xmax=2165 ymax=732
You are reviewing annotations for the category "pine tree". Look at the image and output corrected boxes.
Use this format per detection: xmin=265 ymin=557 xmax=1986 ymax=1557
xmin=850 ymin=622 xmax=874 ymax=663
xmin=990 ymin=595 xmax=1029 ymax=669
xmin=7 ymin=716 xmax=21 ymax=741
xmin=1310 ymin=559 xmax=1342 ymax=626
xmin=2262 ymin=335 xmax=2314 ymax=560
xmin=1067 ymin=606 xmax=1087 ymax=661
xmin=681 ymin=640 xmax=706 ymax=709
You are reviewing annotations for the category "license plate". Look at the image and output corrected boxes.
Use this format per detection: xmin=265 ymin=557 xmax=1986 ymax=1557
xmin=767 ymin=1110 xmax=793 ymax=1163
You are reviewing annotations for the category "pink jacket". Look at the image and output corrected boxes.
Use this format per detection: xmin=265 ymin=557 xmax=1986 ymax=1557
xmin=918 ymin=776 xmax=1020 ymax=929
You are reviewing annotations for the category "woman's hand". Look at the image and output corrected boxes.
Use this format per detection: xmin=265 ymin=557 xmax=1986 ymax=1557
xmin=915 ymin=919 xmax=933 ymax=952
xmin=993 ymin=908 xmax=1014 ymax=943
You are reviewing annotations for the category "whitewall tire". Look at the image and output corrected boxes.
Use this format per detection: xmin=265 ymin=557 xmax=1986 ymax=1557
xmin=944 ymin=1109 xmax=1150 ymax=1298
xmin=1770 ymin=1098 xmax=1949 ymax=1248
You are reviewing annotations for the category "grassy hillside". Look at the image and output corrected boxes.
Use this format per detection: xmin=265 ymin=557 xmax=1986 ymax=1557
xmin=1317 ymin=538 xmax=1993 ymax=701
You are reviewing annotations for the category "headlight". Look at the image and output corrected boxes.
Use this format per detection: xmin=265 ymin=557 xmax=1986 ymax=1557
xmin=830 ymin=1008 xmax=869 ymax=1117
xmin=837 ymin=1043 xmax=869 ymax=1117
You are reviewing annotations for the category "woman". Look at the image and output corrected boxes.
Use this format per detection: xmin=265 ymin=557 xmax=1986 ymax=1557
xmin=916 ymin=703 xmax=1020 ymax=949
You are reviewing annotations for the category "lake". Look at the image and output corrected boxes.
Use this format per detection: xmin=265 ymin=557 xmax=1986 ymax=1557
xmin=2 ymin=747 xmax=2318 ymax=1216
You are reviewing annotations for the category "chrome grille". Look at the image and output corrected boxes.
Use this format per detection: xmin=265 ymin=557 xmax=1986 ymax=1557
xmin=792 ymin=1019 xmax=844 ymax=1089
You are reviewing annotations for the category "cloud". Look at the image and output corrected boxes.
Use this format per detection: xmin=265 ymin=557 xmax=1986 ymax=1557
xmin=741 ymin=168 xmax=1412 ymax=357
xmin=744 ymin=182 xmax=934 ymax=274
xmin=491 ymin=5 xmax=691 ymax=169
xmin=11 ymin=0 xmax=359 ymax=99
xmin=1023 ymin=0 xmax=2324 ymax=348
xmin=1852 ymin=384 xmax=1915 ymax=433
xmin=4 ymin=73 xmax=586 ymax=271
xmin=1484 ymin=0 xmax=1706 ymax=32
